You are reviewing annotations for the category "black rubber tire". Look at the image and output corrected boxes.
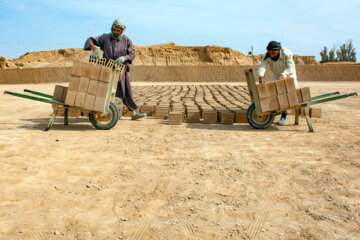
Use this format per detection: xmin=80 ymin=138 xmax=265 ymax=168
xmin=89 ymin=102 xmax=119 ymax=130
xmin=246 ymin=103 xmax=275 ymax=129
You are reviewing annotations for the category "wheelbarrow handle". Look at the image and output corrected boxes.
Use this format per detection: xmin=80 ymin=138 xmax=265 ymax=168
xmin=348 ymin=92 xmax=358 ymax=97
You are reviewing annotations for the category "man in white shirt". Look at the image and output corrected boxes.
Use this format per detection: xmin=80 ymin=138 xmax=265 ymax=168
xmin=258 ymin=41 xmax=297 ymax=125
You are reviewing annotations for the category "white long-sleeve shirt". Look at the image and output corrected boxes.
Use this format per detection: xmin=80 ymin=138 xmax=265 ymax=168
xmin=258 ymin=47 xmax=298 ymax=88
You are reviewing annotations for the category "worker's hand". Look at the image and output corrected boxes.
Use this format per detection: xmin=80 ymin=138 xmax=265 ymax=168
xmin=115 ymin=56 xmax=126 ymax=64
xmin=279 ymin=75 xmax=285 ymax=80
xmin=90 ymin=49 xmax=101 ymax=59
xmin=259 ymin=76 xmax=265 ymax=84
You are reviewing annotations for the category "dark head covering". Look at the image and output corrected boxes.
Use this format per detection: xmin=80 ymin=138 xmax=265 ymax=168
xmin=266 ymin=41 xmax=281 ymax=51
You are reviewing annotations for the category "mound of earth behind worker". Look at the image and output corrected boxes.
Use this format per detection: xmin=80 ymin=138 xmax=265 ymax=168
xmin=2 ymin=43 xmax=316 ymax=69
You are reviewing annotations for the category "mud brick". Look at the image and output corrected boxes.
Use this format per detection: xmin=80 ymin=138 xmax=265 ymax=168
xmin=310 ymin=108 xmax=321 ymax=118
xmin=74 ymin=92 xmax=87 ymax=108
xmin=71 ymin=60 xmax=83 ymax=77
xmin=169 ymin=111 xmax=183 ymax=125
xmin=221 ymin=111 xmax=234 ymax=125
xmin=200 ymin=106 xmax=213 ymax=119
xmin=140 ymin=105 xmax=154 ymax=116
xmin=300 ymin=87 xmax=311 ymax=103
xmin=90 ymin=63 xmax=102 ymax=80
xmin=65 ymin=89 xmax=77 ymax=106
xmin=259 ymin=95 xmax=280 ymax=112
xmin=275 ymin=79 xmax=287 ymax=95
xmin=287 ymin=91 xmax=299 ymax=107
xmin=234 ymin=110 xmax=248 ymax=123
xmin=68 ymin=76 xmax=80 ymax=90
xmin=284 ymin=78 xmax=296 ymax=92
xmin=77 ymin=77 xmax=90 ymax=92
xmin=155 ymin=106 xmax=169 ymax=119
xmin=100 ymin=66 xmax=112 ymax=82
xmin=87 ymin=80 xmax=99 ymax=95
xmin=217 ymin=109 xmax=229 ymax=122
xmin=84 ymin=94 xmax=96 ymax=110
xmin=52 ymin=85 xmax=67 ymax=101
xmin=186 ymin=107 xmax=198 ymax=114
xmin=277 ymin=94 xmax=290 ymax=110
xmin=187 ymin=110 xmax=200 ymax=123
xmin=93 ymin=96 xmax=107 ymax=112
xmin=62 ymin=87 xmax=68 ymax=102
xmin=81 ymin=62 xmax=93 ymax=79
xmin=256 ymin=82 xmax=277 ymax=98
xmin=296 ymin=89 xmax=303 ymax=103
xmin=203 ymin=110 xmax=217 ymax=124
xmin=97 ymin=82 xmax=109 ymax=97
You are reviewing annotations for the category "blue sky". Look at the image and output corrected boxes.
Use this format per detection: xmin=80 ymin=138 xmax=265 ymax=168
xmin=0 ymin=0 xmax=359 ymax=61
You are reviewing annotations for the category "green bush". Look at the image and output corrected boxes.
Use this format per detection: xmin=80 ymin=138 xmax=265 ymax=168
xmin=320 ymin=40 xmax=356 ymax=62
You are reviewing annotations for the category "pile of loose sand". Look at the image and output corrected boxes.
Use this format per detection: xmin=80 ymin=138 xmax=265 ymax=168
xmin=2 ymin=43 xmax=316 ymax=69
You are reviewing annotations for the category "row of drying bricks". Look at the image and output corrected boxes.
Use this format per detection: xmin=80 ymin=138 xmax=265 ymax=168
xmin=119 ymin=85 xmax=320 ymax=125
xmin=135 ymin=85 xmax=251 ymax=125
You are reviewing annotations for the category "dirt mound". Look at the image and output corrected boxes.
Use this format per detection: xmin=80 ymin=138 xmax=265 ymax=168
xmin=3 ymin=43 xmax=316 ymax=69
xmin=133 ymin=43 xmax=263 ymax=65
xmin=0 ymin=56 xmax=16 ymax=69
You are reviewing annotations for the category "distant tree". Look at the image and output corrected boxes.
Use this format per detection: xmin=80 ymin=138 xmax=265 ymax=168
xmin=336 ymin=40 xmax=356 ymax=62
xmin=320 ymin=40 xmax=356 ymax=63
xmin=320 ymin=46 xmax=329 ymax=63
xmin=329 ymin=46 xmax=337 ymax=62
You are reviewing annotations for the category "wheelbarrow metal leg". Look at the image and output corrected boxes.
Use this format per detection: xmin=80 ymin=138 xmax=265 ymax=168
xmin=45 ymin=105 xmax=59 ymax=131
xmin=294 ymin=108 xmax=300 ymax=125
xmin=304 ymin=106 xmax=314 ymax=132
xmin=64 ymin=106 xmax=69 ymax=126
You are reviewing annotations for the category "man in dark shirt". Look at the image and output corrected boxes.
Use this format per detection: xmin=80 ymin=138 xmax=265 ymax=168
xmin=84 ymin=19 xmax=145 ymax=120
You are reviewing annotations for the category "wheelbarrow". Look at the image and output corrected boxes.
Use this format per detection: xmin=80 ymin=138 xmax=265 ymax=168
xmin=244 ymin=69 xmax=358 ymax=132
xmin=4 ymin=58 xmax=124 ymax=131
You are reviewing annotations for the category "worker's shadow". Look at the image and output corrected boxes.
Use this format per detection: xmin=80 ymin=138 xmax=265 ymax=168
xmin=18 ymin=117 xmax=95 ymax=131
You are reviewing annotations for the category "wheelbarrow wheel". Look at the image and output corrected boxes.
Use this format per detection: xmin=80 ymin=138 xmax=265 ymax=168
xmin=89 ymin=102 xmax=119 ymax=130
xmin=246 ymin=103 xmax=275 ymax=129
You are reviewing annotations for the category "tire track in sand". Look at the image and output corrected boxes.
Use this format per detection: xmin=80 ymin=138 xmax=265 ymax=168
xmin=167 ymin=199 xmax=196 ymax=240
xmin=248 ymin=181 xmax=281 ymax=240
xmin=324 ymin=222 xmax=359 ymax=240
xmin=130 ymin=181 xmax=169 ymax=240
xmin=131 ymin=199 xmax=167 ymax=240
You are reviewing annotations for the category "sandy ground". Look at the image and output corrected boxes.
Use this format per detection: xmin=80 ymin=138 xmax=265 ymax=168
xmin=0 ymin=82 xmax=359 ymax=240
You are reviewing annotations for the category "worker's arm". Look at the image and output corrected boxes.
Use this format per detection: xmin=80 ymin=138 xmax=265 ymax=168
xmin=280 ymin=48 xmax=296 ymax=78
xmin=258 ymin=57 xmax=268 ymax=83
xmin=124 ymin=38 xmax=135 ymax=63
xmin=83 ymin=35 xmax=105 ymax=51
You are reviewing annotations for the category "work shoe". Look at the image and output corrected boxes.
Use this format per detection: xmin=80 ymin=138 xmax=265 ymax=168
xmin=277 ymin=117 xmax=288 ymax=126
xmin=131 ymin=113 xmax=146 ymax=120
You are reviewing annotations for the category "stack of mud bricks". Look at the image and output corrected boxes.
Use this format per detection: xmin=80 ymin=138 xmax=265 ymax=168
xmin=65 ymin=60 xmax=112 ymax=113
xmin=256 ymin=78 xmax=315 ymax=114
xmin=52 ymin=85 xmax=80 ymax=117
xmin=257 ymin=78 xmax=295 ymax=112
xmin=169 ymin=102 xmax=184 ymax=125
